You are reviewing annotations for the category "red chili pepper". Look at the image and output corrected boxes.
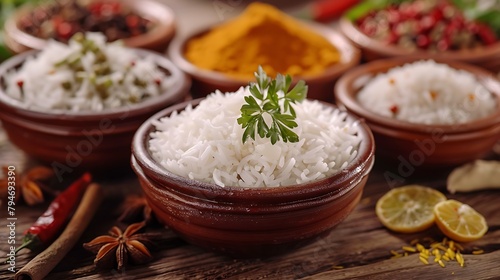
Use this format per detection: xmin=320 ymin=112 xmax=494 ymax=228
xmin=313 ymin=0 xmax=360 ymax=22
xmin=15 ymin=173 xmax=92 ymax=253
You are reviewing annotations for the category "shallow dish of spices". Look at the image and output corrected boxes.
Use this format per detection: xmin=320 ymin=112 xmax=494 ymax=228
xmin=0 ymin=33 xmax=190 ymax=172
xmin=168 ymin=3 xmax=360 ymax=102
xmin=335 ymin=57 xmax=500 ymax=167
xmin=131 ymin=67 xmax=375 ymax=257
xmin=3 ymin=0 xmax=176 ymax=53
xmin=340 ymin=0 xmax=500 ymax=72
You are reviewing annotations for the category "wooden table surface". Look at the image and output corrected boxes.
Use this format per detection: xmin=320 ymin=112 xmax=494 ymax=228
xmin=1 ymin=1 xmax=500 ymax=278
xmin=1 ymin=125 xmax=499 ymax=280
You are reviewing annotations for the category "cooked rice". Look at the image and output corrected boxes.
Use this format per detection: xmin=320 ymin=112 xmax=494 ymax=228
xmin=357 ymin=60 xmax=496 ymax=125
xmin=3 ymin=32 xmax=172 ymax=112
xmin=149 ymin=87 xmax=362 ymax=188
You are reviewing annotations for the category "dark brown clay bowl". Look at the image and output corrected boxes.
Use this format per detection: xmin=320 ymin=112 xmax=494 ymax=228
xmin=335 ymin=57 xmax=500 ymax=168
xmin=339 ymin=17 xmax=500 ymax=72
xmin=131 ymin=98 xmax=375 ymax=258
xmin=168 ymin=21 xmax=360 ymax=102
xmin=0 ymin=49 xmax=190 ymax=173
xmin=3 ymin=0 xmax=176 ymax=54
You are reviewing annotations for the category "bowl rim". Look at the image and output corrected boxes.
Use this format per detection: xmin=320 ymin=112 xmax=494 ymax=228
xmin=3 ymin=0 xmax=176 ymax=52
xmin=167 ymin=19 xmax=361 ymax=85
xmin=0 ymin=48 xmax=190 ymax=121
xmin=339 ymin=17 xmax=500 ymax=61
xmin=131 ymin=97 xmax=375 ymax=200
xmin=334 ymin=56 xmax=500 ymax=134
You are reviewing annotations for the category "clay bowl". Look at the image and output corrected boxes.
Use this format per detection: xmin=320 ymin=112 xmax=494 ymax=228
xmin=0 ymin=49 xmax=190 ymax=173
xmin=3 ymin=0 xmax=176 ymax=54
xmin=131 ymin=98 xmax=375 ymax=258
xmin=339 ymin=17 xmax=500 ymax=72
xmin=335 ymin=57 xmax=500 ymax=168
xmin=168 ymin=21 xmax=360 ymax=102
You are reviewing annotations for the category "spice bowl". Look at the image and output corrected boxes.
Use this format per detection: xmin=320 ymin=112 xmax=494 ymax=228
xmin=3 ymin=0 xmax=176 ymax=54
xmin=335 ymin=57 xmax=500 ymax=168
xmin=339 ymin=17 xmax=500 ymax=72
xmin=131 ymin=98 xmax=375 ymax=258
xmin=0 ymin=49 xmax=190 ymax=172
xmin=168 ymin=21 xmax=360 ymax=102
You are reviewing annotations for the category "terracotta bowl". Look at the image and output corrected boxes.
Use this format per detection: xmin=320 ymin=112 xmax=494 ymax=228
xmin=339 ymin=17 xmax=500 ymax=72
xmin=335 ymin=57 xmax=500 ymax=168
xmin=168 ymin=21 xmax=360 ymax=102
xmin=131 ymin=99 xmax=375 ymax=257
xmin=3 ymin=0 xmax=176 ymax=54
xmin=0 ymin=49 xmax=190 ymax=173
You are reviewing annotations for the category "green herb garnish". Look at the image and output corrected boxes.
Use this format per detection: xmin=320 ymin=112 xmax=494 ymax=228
xmin=237 ymin=66 xmax=308 ymax=145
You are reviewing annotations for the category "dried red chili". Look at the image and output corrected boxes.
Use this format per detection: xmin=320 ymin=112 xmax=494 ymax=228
xmin=15 ymin=172 xmax=92 ymax=253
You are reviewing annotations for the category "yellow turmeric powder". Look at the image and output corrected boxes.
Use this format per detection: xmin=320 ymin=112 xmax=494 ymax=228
xmin=184 ymin=2 xmax=340 ymax=79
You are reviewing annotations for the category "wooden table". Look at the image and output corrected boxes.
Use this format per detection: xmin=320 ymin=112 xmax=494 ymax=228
xmin=1 ymin=125 xmax=499 ymax=280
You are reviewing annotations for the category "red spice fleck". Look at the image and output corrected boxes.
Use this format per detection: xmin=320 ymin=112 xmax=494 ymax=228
xmin=390 ymin=105 xmax=399 ymax=114
xmin=154 ymin=79 xmax=161 ymax=86
xmin=429 ymin=90 xmax=439 ymax=100
xmin=17 ymin=80 xmax=24 ymax=88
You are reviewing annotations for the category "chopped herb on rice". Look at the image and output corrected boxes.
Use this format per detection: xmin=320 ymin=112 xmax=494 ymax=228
xmin=149 ymin=88 xmax=362 ymax=188
xmin=4 ymin=32 xmax=172 ymax=111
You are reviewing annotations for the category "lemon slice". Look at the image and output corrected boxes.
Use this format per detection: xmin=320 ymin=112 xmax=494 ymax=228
xmin=376 ymin=185 xmax=446 ymax=233
xmin=434 ymin=199 xmax=488 ymax=242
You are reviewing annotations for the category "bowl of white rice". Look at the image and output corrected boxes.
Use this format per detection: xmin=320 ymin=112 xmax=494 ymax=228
xmin=335 ymin=58 xmax=500 ymax=167
xmin=0 ymin=33 xmax=190 ymax=173
xmin=131 ymin=88 xmax=375 ymax=257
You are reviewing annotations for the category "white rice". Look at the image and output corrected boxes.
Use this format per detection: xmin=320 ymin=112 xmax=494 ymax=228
xmin=149 ymin=88 xmax=362 ymax=188
xmin=3 ymin=32 xmax=172 ymax=112
xmin=356 ymin=60 xmax=496 ymax=125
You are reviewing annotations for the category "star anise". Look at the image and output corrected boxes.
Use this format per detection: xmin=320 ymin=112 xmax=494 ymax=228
xmin=20 ymin=166 xmax=54 ymax=205
xmin=117 ymin=194 xmax=154 ymax=223
xmin=83 ymin=221 xmax=155 ymax=270
xmin=0 ymin=166 xmax=54 ymax=206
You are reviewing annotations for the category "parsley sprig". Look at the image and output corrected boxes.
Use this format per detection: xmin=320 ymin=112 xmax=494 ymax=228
xmin=237 ymin=66 xmax=308 ymax=145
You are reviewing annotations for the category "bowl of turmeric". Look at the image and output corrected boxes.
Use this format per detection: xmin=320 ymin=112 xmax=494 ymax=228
xmin=168 ymin=3 xmax=360 ymax=102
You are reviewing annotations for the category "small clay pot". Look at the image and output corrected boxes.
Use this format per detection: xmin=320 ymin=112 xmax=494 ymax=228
xmin=3 ymin=0 xmax=176 ymax=53
xmin=0 ymin=49 xmax=190 ymax=174
xmin=335 ymin=57 xmax=500 ymax=168
xmin=339 ymin=17 xmax=500 ymax=72
xmin=131 ymin=98 xmax=375 ymax=258
xmin=168 ymin=21 xmax=360 ymax=102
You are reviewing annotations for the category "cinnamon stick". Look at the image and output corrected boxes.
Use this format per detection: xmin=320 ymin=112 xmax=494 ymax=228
xmin=15 ymin=183 xmax=103 ymax=280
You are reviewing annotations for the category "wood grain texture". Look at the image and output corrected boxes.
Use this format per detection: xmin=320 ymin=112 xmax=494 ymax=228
xmin=0 ymin=126 xmax=499 ymax=280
